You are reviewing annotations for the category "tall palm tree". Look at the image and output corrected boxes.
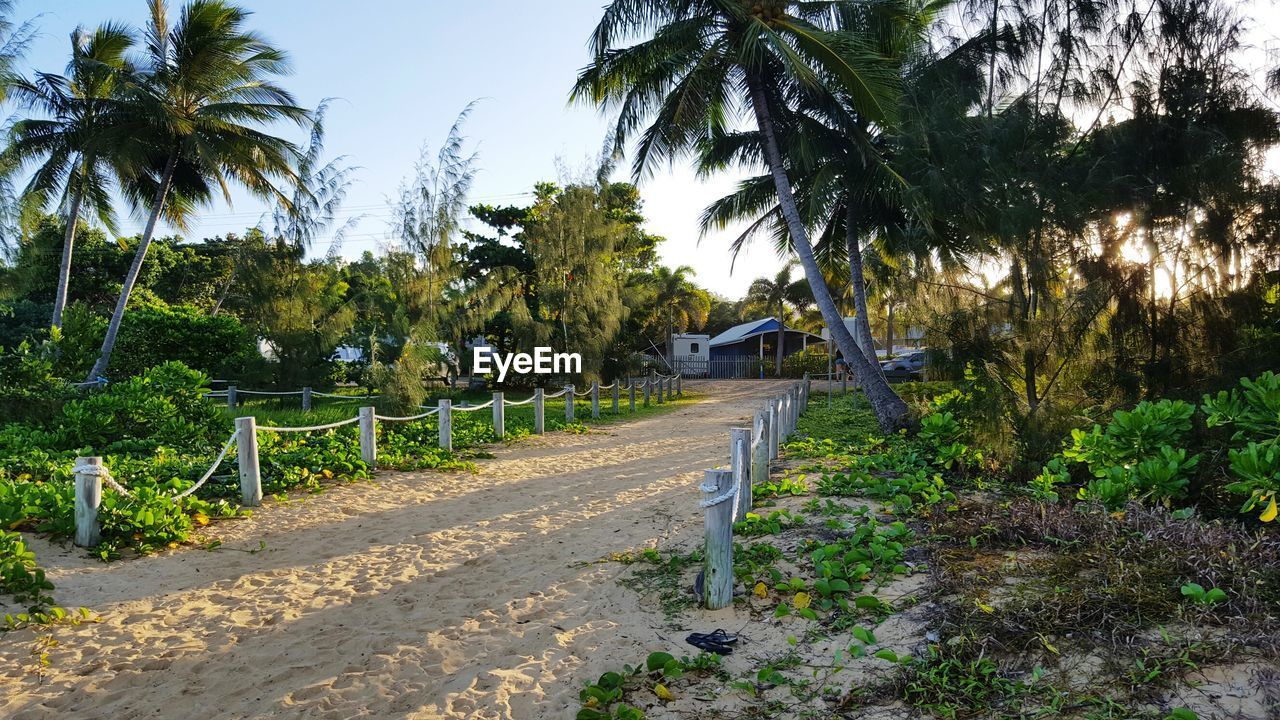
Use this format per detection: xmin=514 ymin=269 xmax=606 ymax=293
xmin=4 ymin=24 xmax=136 ymax=328
xmin=0 ymin=0 xmax=36 ymax=253
xmin=745 ymin=264 xmax=809 ymax=376
xmin=699 ymin=4 xmax=990 ymax=375
xmin=646 ymin=264 xmax=710 ymax=367
xmin=574 ymin=0 xmax=911 ymax=429
xmin=86 ymin=0 xmax=306 ymax=381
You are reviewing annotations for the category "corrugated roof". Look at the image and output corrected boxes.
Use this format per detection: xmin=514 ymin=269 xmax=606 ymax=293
xmin=709 ymin=317 xmax=823 ymax=347
xmin=707 ymin=318 xmax=777 ymax=347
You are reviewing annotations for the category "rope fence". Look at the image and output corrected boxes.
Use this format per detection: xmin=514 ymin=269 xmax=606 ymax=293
xmin=699 ymin=372 xmax=810 ymax=610
xmin=70 ymin=374 xmax=685 ymax=548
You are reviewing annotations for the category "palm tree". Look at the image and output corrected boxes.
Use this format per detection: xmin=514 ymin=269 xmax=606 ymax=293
xmin=574 ymin=0 xmax=911 ymax=429
xmin=86 ymin=0 xmax=307 ymax=381
xmin=4 ymin=24 xmax=136 ymax=329
xmin=0 ymin=0 xmax=36 ymax=252
xmin=646 ymin=265 xmax=710 ymax=367
xmin=745 ymin=264 xmax=809 ymax=377
xmin=699 ymin=5 xmax=991 ymax=377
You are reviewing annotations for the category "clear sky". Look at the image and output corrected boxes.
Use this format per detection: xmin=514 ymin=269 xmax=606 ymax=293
xmin=8 ymin=1 xmax=1280 ymax=300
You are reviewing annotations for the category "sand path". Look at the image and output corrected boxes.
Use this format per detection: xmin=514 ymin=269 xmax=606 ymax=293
xmin=0 ymin=379 xmax=791 ymax=720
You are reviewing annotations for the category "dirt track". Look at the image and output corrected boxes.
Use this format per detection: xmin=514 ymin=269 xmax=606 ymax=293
xmin=0 ymin=380 xmax=792 ymax=720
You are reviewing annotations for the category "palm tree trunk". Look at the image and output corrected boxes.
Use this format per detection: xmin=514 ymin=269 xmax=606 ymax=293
xmin=885 ymin=300 xmax=895 ymax=357
xmin=51 ymin=190 xmax=85 ymax=329
xmin=844 ymin=204 xmax=884 ymax=373
xmin=747 ymin=78 xmax=909 ymax=431
xmin=86 ymin=152 xmax=178 ymax=382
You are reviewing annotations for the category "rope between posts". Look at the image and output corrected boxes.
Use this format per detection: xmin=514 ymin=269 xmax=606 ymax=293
xmin=544 ymin=389 xmax=568 ymax=398
xmin=71 ymin=464 xmax=135 ymax=498
xmin=376 ymin=408 xmax=439 ymax=421
xmin=174 ymin=429 xmax=239 ymax=500
xmin=453 ymin=400 xmax=495 ymax=412
xmin=574 ymin=389 xmax=592 ymax=397
xmin=257 ymin=416 xmax=361 ymax=432
xmin=504 ymin=396 xmax=536 ymax=406
xmin=699 ymin=479 xmax=738 ymax=508
xmin=311 ymin=391 xmax=377 ymax=400
xmin=237 ymin=389 xmax=303 ymax=396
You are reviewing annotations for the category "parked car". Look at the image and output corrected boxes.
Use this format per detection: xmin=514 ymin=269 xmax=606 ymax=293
xmin=881 ymin=350 xmax=927 ymax=381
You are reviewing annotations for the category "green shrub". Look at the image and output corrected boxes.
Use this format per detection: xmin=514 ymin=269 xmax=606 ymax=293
xmin=109 ymin=305 xmax=259 ymax=381
xmin=1061 ymin=399 xmax=1199 ymax=508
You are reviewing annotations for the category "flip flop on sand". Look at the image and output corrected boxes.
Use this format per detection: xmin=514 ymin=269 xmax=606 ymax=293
xmin=685 ymin=629 xmax=738 ymax=655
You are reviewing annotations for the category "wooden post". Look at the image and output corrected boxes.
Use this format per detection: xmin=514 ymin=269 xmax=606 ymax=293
xmin=591 ymin=381 xmax=600 ymax=419
xmin=783 ymin=389 xmax=793 ymax=435
xmin=611 ymin=382 xmax=620 ymax=413
xmin=768 ymin=399 xmax=780 ymax=458
xmin=73 ymin=456 xmax=103 ymax=547
xmin=235 ymin=416 xmax=261 ymax=507
xmin=565 ymin=385 xmax=575 ymax=422
xmin=534 ymin=387 xmax=545 ymax=434
xmin=802 ymin=373 xmax=810 ymax=411
xmin=751 ymin=410 xmax=769 ymax=502
xmin=359 ymin=406 xmax=377 ymax=467
xmin=227 ymin=385 xmax=237 ymax=409
xmin=668 ymin=376 xmax=675 ymax=401
xmin=438 ymin=399 xmax=452 ymax=450
xmin=493 ymin=391 xmax=505 ymax=438
xmin=629 ymin=381 xmax=636 ymax=411
xmin=731 ymin=427 xmax=752 ymax=523
xmin=677 ymin=374 xmax=682 ymax=396
xmin=702 ymin=468 xmax=735 ymax=610
xmin=302 ymin=386 xmax=312 ymax=412
xmin=644 ymin=378 xmax=651 ymax=407
xmin=656 ymin=377 xmax=665 ymax=404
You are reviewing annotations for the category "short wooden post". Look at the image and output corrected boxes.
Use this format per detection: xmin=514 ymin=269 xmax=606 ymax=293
xmin=302 ymin=386 xmax=312 ymax=412
xmin=802 ymin=373 xmax=810 ymax=411
xmin=656 ymin=377 xmax=665 ymax=404
xmin=677 ymin=374 xmax=682 ymax=396
xmin=783 ymin=389 xmax=793 ymax=435
xmin=668 ymin=376 xmax=675 ymax=401
xmin=629 ymin=381 xmax=636 ymax=411
xmin=768 ymin=399 xmax=780 ymax=458
xmin=644 ymin=379 xmax=651 ymax=407
xmin=73 ymin=456 xmax=103 ymax=547
xmin=534 ymin=387 xmax=545 ymax=434
xmin=359 ymin=406 xmax=377 ymax=467
xmin=611 ymin=382 xmax=620 ymax=413
xmin=438 ymin=399 xmax=452 ymax=450
xmin=591 ymin=381 xmax=600 ymax=419
xmin=235 ymin=416 xmax=262 ymax=506
xmin=227 ymin=385 xmax=237 ymax=409
xmin=786 ymin=390 xmax=795 ymax=436
xmin=565 ymin=385 xmax=575 ymax=422
xmin=702 ymin=468 xmax=735 ymax=610
xmin=731 ymin=427 xmax=752 ymax=523
xmin=751 ymin=410 xmax=769 ymax=500
xmin=493 ymin=391 xmax=505 ymax=438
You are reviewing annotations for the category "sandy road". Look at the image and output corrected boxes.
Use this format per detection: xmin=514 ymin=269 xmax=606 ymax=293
xmin=0 ymin=380 xmax=793 ymax=720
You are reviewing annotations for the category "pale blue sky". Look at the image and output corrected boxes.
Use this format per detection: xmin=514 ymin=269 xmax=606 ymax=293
xmin=11 ymin=0 xmax=761 ymax=296
xmin=9 ymin=1 xmax=1280 ymax=299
